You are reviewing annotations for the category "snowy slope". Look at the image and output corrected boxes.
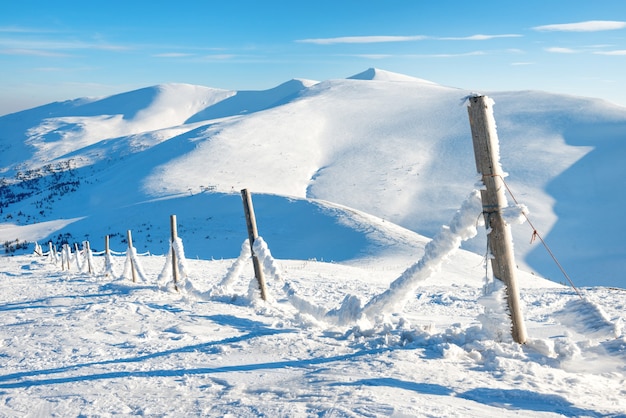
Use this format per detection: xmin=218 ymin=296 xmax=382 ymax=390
xmin=1 ymin=68 xmax=626 ymax=289
xmin=0 ymin=247 xmax=623 ymax=416
xmin=1 ymin=68 xmax=625 ymax=416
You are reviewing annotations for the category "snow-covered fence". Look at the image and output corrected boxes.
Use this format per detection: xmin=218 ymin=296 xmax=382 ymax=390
xmin=33 ymin=216 xmax=191 ymax=290
xmin=81 ymin=241 xmax=94 ymax=274
xmin=103 ymin=235 xmax=115 ymax=277
xmin=61 ymin=244 xmax=71 ymax=271
xmin=123 ymin=229 xmax=148 ymax=283
xmin=467 ymin=95 xmax=526 ymax=344
xmin=170 ymin=215 xmax=181 ymax=291
xmin=33 ymin=242 xmax=43 ymax=256
xmin=241 ymin=188 xmax=268 ymax=301
xmin=156 ymin=217 xmax=191 ymax=293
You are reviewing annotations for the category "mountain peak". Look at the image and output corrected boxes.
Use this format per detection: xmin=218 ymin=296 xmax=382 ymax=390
xmin=348 ymin=68 xmax=437 ymax=84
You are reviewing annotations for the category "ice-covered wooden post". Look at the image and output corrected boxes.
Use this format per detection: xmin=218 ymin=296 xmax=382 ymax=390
xmin=170 ymin=214 xmax=180 ymax=292
xmin=85 ymin=241 xmax=93 ymax=274
xmin=63 ymin=244 xmax=71 ymax=271
xmin=241 ymin=188 xmax=268 ymax=301
xmin=104 ymin=235 xmax=111 ymax=275
xmin=126 ymin=230 xmax=138 ymax=283
xmin=467 ymin=95 xmax=527 ymax=344
xmin=47 ymin=241 xmax=56 ymax=263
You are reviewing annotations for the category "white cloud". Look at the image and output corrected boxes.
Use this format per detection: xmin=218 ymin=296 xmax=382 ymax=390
xmin=439 ymin=34 xmax=522 ymax=41
xmin=0 ymin=26 xmax=57 ymax=34
xmin=533 ymin=20 xmax=626 ymax=32
xmin=545 ymin=47 xmax=578 ymax=54
xmin=0 ymin=37 xmax=129 ymax=52
xmin=344 ymin=51 xmax=485 ymax=59
xmin=297 ymin=35 xmax=428 ymax=45
xmin=407 ymin=51 xmax=487 ymax=58
xmin=352 ymin=54 xmax=391 ymax=59
xmin=0 ymin=48 xmax=70 ymax=57
xmin=297 ymin=33 xmax=521 ymax=45
xmin=154 ymin=52 xmax=195 ymax=58
xmin=200 ymin=54 xmax=236 ymax=60
xmin=594 ymin=50 xmax=626 ymax=56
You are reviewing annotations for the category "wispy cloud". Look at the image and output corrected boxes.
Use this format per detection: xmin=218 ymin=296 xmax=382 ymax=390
xmin=346 ymin=51 xmax=487 ymax=58
xmin=0 ymin=48 xmax=70 ymax=57
xmin=533 ymin=20 xmax=626 ymax=32
xmin=297 ymin=35 xmax=428 ymax=45
xmin=297 ymin=33 xmax=521 ymax=45
xmin=545 ymin=47 xmax=578 ymax=54
xmin=594 ymin=50 xmax=626 ymax=56
xmin=153 ymin=52 xmax=195 ymax=58
xmin=352 ymin=54 xmax=392 ymax=59
xmin=439 ymin=34 xmax=521 ymax=41
xmin=0 ymin=26 xmax=58 ymax=34
xmin=544 ymin=45 xmax=625 ymax=55
xmin=0 ymin=37 xmax=130 ymax=53
xmin=200 ymin=54 xmax=237 ymax=60
xmin=34 ymin=66 xmax=96 ymax=72
xmin=423 ymin=51 xmax=487 ymax=57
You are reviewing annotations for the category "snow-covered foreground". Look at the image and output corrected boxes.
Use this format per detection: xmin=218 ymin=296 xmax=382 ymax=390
xmin=1 ymin=246 xmax=624 ymax=417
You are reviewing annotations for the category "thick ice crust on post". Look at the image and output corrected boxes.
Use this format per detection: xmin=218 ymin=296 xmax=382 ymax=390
xmin=467 ymin=95 xmax=527 ymax=344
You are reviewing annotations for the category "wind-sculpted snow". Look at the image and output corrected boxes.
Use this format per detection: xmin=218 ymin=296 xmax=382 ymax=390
xmin=0 ymin=83 xmax=234 ymax=171
xmin=268 ymin=190 xmax=483 ymax=325
xmin=185 ymin=78 xmax=317 ymax=123
xmin=361 ymin=190 xmax=483 ymax=318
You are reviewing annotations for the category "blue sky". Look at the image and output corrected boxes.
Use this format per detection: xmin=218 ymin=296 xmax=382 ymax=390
xmin=1 ymin=0 xmax=625 ymax=115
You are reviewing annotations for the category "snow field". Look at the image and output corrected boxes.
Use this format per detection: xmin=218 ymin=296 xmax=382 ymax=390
xmin=1 ymin=228 xmax=624 ymax=416
xmin=1 ymin=67 xmax=626 ymax=416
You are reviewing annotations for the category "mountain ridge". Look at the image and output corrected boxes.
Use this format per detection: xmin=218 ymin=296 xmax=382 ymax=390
xmin=1 ymin=68 xmax=625 ymax=288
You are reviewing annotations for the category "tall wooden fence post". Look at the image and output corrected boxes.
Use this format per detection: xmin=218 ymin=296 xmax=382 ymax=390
xmin=170 ymin=214 xmax=180 ymax=292
xmin=73 ymin=242 xmax=80 ymax=270
xmin=63 ymin=244 xmax=71 ymax=271
xmin=127 ymin=229 xmax=138 ymax=283
xmin=85 ymin=241 xmax=93 ymax=274
xmin=467 ymin=95 xmax=527 ymax=344
xmin=104 ymin=235 xmax=111 ymax=276
xmin=241 ymin=189 xmax=268 ymax=301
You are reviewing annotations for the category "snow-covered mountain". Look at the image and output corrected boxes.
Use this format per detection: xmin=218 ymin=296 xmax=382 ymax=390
xmin=1 ymin=68 xmax=625 ymax=288
xmin=1 ymin=68 xmax=625 ymax=416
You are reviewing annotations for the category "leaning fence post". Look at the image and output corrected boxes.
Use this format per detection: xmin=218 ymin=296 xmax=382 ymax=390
xmin=467 ymin=95 xmax=527 ymax=344
xmin=170 ymin=214 xmax=180 ymax=292
xmin=126 ymin=230 xmax=138 ymax=283
xmin=241 ymin=189 xmax=268 ymax=301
